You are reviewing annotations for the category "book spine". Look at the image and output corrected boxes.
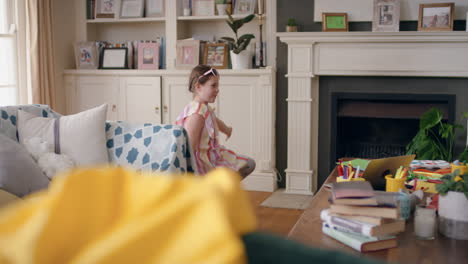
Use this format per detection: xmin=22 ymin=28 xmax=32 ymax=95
xmin=321 ymin=209 xmax=374 ymax=236
xmin=322 ymin=224 xmax=363 ymax=252
xmin=86 ymin=0 xmax=91 ymax=20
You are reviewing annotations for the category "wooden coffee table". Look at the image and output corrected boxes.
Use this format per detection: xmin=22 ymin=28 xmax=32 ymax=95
xmin=288 ymin=166 xmax=468 ymax=264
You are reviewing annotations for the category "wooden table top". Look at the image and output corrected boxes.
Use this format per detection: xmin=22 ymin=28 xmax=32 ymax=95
xmin=288 ymin=166 xmax=468 ymax=264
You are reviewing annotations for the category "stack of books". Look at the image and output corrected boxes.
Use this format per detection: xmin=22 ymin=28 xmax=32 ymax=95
xmin=321 ymin=181 xmax=405 ymax=252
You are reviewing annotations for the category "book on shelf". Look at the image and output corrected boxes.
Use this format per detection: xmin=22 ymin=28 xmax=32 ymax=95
xmin=321 ymin=209 xmax=405 ymax=237
xmin=330 ymin=181 xmax=377 ymax=206
xmin=322 ymin=223 xmax=397 ymax=252
xmin=330 ymin=204 xmax=400 ymax=219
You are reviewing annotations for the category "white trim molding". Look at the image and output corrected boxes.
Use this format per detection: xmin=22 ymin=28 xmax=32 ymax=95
xmin=278 ymin=32 xmax=468 ymax=195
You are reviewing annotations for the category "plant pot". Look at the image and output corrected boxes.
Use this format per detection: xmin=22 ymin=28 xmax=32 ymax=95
xmin=438 ymin=191 xmax=468 ymax=240
xmin=286 ymin=25 xmax=298 ymax=32
xmin=230 ymin=50 xmax=252 ymax=69
xmin=216 ymin=4 xmax=228 ymax=15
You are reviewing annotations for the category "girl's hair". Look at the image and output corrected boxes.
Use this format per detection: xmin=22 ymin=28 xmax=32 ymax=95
xmin=188 ymin=64 xmax=218 ymax=92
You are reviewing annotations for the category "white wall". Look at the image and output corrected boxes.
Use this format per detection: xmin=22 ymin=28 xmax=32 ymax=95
xmin=52 ymin=0 xmax=76 ymax=113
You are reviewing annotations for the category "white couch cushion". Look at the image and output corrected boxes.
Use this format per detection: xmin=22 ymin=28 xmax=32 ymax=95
xmin=17 ymin=104 xmax=109 ymax=166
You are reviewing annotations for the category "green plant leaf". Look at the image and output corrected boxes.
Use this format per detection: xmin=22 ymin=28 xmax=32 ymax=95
xmin=236 ymin=34 xmax=255 ymax=46
xmin=242 ymin=14 xmax=255 ymax=24
xmin=464 ymin=112 xmax=468 ymax=119
xmin=420 ymin=108 xmax=442 ymax=130
xmin=220 ymin=37 xmax=235 ymax=44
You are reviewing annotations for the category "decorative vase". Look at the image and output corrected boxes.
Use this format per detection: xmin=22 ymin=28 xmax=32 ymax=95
xmin=216 ymin=4 xmax=228 ymax=15
xmin=286 ymin=25 xmax=298 ymax=32
xmin=438 ymin=191 xmax=468 ymax=240
xmin=230 ymin=50 xmax=251 ymax=69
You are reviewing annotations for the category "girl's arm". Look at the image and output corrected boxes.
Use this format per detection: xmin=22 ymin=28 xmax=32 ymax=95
xmin=216 ymin=117 xmax=232 ymax=139
xmin=184 ymin=114 xmax=205 ymax=151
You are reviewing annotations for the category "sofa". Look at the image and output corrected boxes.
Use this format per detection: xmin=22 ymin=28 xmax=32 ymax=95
xmin=0 ymin=104 xmax=195 ymax=206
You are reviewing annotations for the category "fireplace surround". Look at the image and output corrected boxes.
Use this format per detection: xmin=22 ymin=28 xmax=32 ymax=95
xmin=278 ymin=32 xmax=468 ymax=195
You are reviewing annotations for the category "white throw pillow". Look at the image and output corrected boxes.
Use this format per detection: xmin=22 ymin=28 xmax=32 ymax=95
xmin=17 ymin=104 xmax=109 ymax=166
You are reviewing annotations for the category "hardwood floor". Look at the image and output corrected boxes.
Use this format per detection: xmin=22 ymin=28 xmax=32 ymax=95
xmin=247 ymin=191 xmax=304 ymax=236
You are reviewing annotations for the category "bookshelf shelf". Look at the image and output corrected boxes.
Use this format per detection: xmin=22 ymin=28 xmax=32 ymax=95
xmin=87 ymin=17 xmax=166 ymax=23
xmin=177 ymin=14 xmax=262 ymax=21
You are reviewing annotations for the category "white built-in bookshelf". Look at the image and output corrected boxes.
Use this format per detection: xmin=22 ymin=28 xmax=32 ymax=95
xmin=74 ymin=0 xmax=277 ymax=70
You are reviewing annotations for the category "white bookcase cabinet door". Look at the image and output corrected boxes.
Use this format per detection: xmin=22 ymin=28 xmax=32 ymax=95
xmin=120 ymin=77 xmax=162 ymax=124
xmin=75 ymin=76 xmax=120 ymax=120
xmin=161 ymin=76 xmax=193 ymax=124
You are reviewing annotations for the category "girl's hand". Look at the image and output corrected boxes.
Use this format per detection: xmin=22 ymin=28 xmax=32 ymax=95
xmin=225 ymin=126 xmax=232 ymax=140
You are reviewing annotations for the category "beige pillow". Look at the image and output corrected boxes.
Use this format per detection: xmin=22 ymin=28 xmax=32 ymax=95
xmin=17 ymin=104 xmax=109 ymax=166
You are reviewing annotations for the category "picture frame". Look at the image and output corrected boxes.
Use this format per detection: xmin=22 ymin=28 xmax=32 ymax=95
xmin=372 ymin=0 xmax=400 ymax=32
xmin=322 ymin=13 xmax=348 ymax=32
xmin=120 ymin=0 xmax=144 ymax=18
xmin=145 ymin=0 xmax=164 ymax=17
xmin=137 ymin=41 xmax=159 ymax=69
xmin=234 ymin=0 xmax=257 ymax=15
xmin=74 ymin=42 xmax=99 ymax=69
xmin=100 ymin=47 xmax=128 ymax=69
xmin=176 ymin=39 xmax=200 ymax=69
xmin=192 ymin=0 xmax=215 ymax=16
xmin=418 ymin=3 xmax=454 ymax=32
xmin=203 ymin=43 xmax=228 ymax=69
xmin=95 ymin=0 xmax=120 ymax=19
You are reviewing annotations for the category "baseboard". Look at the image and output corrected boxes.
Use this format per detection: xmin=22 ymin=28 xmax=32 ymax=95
xmin=242 ymin=171 xmax=278 ymax=192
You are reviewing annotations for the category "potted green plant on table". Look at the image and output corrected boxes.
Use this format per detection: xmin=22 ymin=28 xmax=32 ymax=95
xmin=406 ymin=108 xmax=463 ymax=161
xmin=221 ymin=13 xmax=255 ymax=69
xmin=436 ymin=170 xmax=468 ymax=240
xmin=286 ymin=18 xmax=298 ymax=32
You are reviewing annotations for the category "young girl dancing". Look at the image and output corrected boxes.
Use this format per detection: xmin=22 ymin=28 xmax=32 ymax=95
xmin=175 ymin=64 xmax=255 ymax=177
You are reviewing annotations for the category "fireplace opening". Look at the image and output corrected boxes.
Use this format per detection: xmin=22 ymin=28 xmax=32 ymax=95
xmin=331 ymin=93 xmax=455 ymax=165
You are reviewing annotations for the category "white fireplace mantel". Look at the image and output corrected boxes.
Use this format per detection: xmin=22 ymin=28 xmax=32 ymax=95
xmin=278 ymin=32 xmax=468 ymax=195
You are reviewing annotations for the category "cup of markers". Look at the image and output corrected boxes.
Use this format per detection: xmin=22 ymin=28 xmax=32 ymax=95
xmin=336 ymin=160 xmax=366 ymax=182
xmin=385 ymin=166 xmax=407 ymax=192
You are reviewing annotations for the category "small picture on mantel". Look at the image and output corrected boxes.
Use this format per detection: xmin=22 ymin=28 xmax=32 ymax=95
xmin=418 ymin=3 xmax=454 ymax=32
xmin=322 ymin=13 xmax=348 ymax=32
xmin=372 ymin=0 xmax=400 ymax=32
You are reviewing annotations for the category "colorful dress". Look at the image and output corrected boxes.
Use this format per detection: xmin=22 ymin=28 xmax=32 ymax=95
xmin=175 ymin=101 xmax=248 ymax=174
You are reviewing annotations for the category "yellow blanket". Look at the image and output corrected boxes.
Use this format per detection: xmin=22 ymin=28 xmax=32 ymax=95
xmin=0 ymin=167 xmax=257 ymax=264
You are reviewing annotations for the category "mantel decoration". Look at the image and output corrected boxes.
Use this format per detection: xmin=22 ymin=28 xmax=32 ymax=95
xmin=286 ymin=18 xmax=298 ymax=32
xmin=372 ymin=0 xmax=400 ymax=32
xmin=418 ymin=2 xmax=454 ymax=32
xmin=221 ymin=13 xmax=255 ymax=69
xmin=322 ymin=13 xmax=348 ymax=32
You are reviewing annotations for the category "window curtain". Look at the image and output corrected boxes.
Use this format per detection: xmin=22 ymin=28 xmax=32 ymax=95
xmin=25 ymin=0 xmax=55 ymax=108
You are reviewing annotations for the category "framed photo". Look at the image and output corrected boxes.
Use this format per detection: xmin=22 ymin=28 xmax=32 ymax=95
xmin=322 ymin=13 xmax=348 ymax=32
xmin=120 ymin=0 xmax=144 ymax=18
xmin=234 ymin=0 xmax=257 ymax=15
xmin=74 ymin=42 xmax=99 ymax=69
xmin=192 ymin=0 xmax=215 ymax=16
xmin=137 ymin=41 xmax=159 ymax=69
xmin=203 ymin=43 xmax=228 ymax=69
xmin=418 ymin=3 xmax=454 ymax=32
xmin=145 ymin=0 xmax=164 ymax=17
xmin=100 ymin=48 xmax=128 ymax=69
xmin=176 ymin=39 xmax=200 ymax=69
xmin=95 ymin=0 xmax=120 ymax=19
xmin=372 ymin=0 xmax=400 ymax=32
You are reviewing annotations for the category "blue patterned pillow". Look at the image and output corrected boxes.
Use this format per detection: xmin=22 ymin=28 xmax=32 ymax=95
xmin=106 ymin=122 xmax=194 ymax=174
xmin=0 ymin=104 xmax=60 ymax=142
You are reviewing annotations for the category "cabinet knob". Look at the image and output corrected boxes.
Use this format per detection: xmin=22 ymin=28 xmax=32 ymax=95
xmin=155 ymin=106 xmax=160 ymax=114
xmin=112 ymin=104 xmax=117 ymax=112
xmin=163 ymin=105 xmax=168 ymax=113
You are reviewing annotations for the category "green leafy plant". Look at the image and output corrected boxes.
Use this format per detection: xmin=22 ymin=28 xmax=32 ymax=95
xmin=406 ymin=108 xmax=463 ymax=161
xmin=221 ymin=13 xmax=255 ymax=54
xmin=287 ymin=18 xmax=297 ymax=27
xmin=436 ymin=170 xmax=468 ymax=199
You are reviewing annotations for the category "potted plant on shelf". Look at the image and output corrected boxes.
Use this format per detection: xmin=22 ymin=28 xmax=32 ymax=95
xmin=216 ymin=0 xmax=228 ymax=15
xmin=286 ymin=18 xmax=298 ymax=32
xmin=436 ymin=170 xmax=468 ymax=240
xmin=221 ymin=13 xmax=255 ymax=69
